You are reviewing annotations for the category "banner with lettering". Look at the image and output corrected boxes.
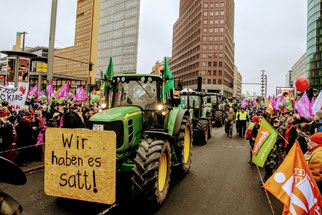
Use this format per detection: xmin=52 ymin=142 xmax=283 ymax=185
xmin=0 ymin=84 xmax=28 ymax=110
xmin=295 ymin=93 xmax=314 ymax=117
xmin=252 ymin=118 xmax=278 ymax=167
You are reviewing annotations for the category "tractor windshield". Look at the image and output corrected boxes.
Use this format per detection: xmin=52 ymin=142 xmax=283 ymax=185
xmin=210 ymin=95 xmax=217 ymax=104
xmin=112 ymin=78 xmax=158 ymax=110
xmin=181 ymin=95 xmax=202 ymax=109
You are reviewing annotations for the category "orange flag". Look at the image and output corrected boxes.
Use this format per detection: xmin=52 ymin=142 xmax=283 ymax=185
xmin=263 ymin=142 xmax=322 ymax=214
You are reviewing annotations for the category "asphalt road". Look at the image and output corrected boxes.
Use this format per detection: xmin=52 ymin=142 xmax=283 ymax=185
xmin=0 ymin=127 xmax=283 ymax=215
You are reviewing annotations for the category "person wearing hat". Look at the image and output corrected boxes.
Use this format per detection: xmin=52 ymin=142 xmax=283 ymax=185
xmin=246 ymin=115 xmax=260 ymax=164
xmin=305 ymin=132 xmax=322 ymax=191
xmin=238 ymin=107 xmax=249 ymax=138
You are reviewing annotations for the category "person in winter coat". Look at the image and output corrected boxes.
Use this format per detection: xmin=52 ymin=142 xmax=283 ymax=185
xmin=246 ymin=115 xmax=260 ymax=164
xmin=64 ymin=106 xmax=85 ymax=128
xmin=285 ymin=114 xmax=302 ymax=154
xmin=314 ymin=111 xmax=322 ymax=133
xmin=305 ymin=132 xmax=322 ymax=192
xmin=225 ymin=108 xmax=235 ymax=138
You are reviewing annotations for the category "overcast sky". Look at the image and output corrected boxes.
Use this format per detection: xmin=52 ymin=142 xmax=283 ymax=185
xmin=0 ymin=0 xmax=307 ymax=96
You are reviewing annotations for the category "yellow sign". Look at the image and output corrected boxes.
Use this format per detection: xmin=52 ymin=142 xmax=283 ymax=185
xmin=45 ymin=128 xmax=116 ymax=204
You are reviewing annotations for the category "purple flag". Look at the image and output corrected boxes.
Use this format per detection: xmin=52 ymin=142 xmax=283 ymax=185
xmin=253 ymin=98 xmax=256 ymax=106
xmin=35 ymin=132 xmax=43 ymax=148
xmin=59 ymin=116 xmax=64 ymax=128
xmin=36 ymin=91 xmax=44 ymax=102
xmin=295 ymin=93 xmax=314 ymax=117
xmin=76 ymin=86 xmax=85 ymax=102
xmin=46 ymin=80 xmax=54 ymax=104
xmin=57 ymin=81 xmax=70 ymax=99
xmin=28 ymin=84 xmax=38 ymax=97
xmin=241 ymin=99 xmax=248 ymax=108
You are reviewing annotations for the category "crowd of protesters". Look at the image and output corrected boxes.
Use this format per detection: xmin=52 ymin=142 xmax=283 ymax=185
xmin=0 ymin=98 xmax=103 ymax=166
xmin=224 ymin=105 xmax=322 ymax=192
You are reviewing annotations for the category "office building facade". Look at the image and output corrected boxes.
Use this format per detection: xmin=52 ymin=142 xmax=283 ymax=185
xmin=54 ymin=0 xmax=140 ymax=83
xmin=233 ymin=65 xmax=242 ymax=98
xmin=170 ymin=0 xmax=235 ymax=97
xmin=288 ymin=53 xmax=306 ymax=87
xmin=307 ymin=0 xmax=322 ymax=90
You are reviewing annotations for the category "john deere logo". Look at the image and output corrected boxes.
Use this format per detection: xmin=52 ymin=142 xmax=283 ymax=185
xmin=252 ymin=127 xmax=270 ymax=156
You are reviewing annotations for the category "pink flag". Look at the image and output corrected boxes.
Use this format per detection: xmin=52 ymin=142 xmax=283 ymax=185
xmin=46 ymin=80 xmax=54 ymax=104
xmin=36 ymin=91 xmax=44 ymax=102
xmin=241 ymin=99 xmax=248 ymax=108
xmin=5 ymin=82 xmax=9 ymax=87
xmin=59 ymin=116 xmax=64 ymax=128
xmin=28 ymin=84 xmax=38 ymax=97
xmin=76 ymin=86 xmax=85 ymax=102
xmin=295 ymin=93 xmax=314 ymax=117
xmin=35 ymin=132 xmax=43 ymax=148
xmin=57 ymin=81 xmax=70 ymax=99
xmin=253 ymin=98 xmax=256 ymax=106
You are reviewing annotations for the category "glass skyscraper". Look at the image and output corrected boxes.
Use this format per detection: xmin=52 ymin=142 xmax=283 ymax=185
xmin=307 ymin=0 xmax=322 ymax=90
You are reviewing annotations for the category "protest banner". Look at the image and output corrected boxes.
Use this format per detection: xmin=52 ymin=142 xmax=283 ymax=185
xmin=295 ymin=93 xmax=314 ymax=117
xmin=45 ymin=128 xmax=116 ymax=204
xmin=0 ymin=84 xmax=28 ymax=110
xmin=252 ymin=118 xmax=278 ymax=167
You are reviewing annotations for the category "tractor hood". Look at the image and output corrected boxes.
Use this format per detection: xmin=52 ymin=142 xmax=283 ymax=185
xmin=89 ymin=106 xmax=142 ymax=122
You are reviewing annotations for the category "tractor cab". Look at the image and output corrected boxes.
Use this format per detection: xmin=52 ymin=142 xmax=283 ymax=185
xmin=204 ymin=93 xmax=225 ymax=127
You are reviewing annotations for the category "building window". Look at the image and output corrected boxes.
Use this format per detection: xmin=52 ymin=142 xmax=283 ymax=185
xmin=203 ymin=45 xmax=207 ymax=49
xmin=215 ymin=19 xmax=219 ymax=24
xmin=219 ymin=62 xmax=222 ymax=67
xmin=215 ymin=11 xmax=219 ymax=16
xmin=216 ymin=3 xmax=219 ymax=7
xmin=209 ymin=28 xmax=213 ymax=33
xmin=220 ymin=19 xmax=224 ymax=24
xmin=219 ymin=54 xmax=223 ymax=58
xmin=204 ymin=11 xmax=208 ymax=16
xmin=203 ymin=28 xmax=207 ymax=33
xmin=208 ymin=70 xmax=212 ymax=75
xmin=208 ymin=53 xmax=213 ymax=58
xmin=209 ymin=36 xmax=213 ymax=41
xmin=213 ymin=70 xmax=217 ymax=75
xmin=220 ymin=28 xmax=224 ymax=32
xmin=219 ymin=70 xmax=222 ymax=75
xmin=210 ymin=11 xmax=214 ymax=16
xmin=213 ymin=79 xmax=216 ymax=84
xmin=210 ymin=3 xmax=214 ymax=7
xmin=214 ymin=45 xmax=218 ymax=49
xmin=209 ymin=19 xmax=213 ymax=24
xmin=202 ymin=62 xmax=206 ymax=67
xmin=215 ymin=28 xmax=219 ymax=32
xmin=213 ymin=62 xmax=217 ymax=66
xmin=218 ymin=79 xmax=222 ymax=84
xmin=204 ymin=3 xmax=208 ymax=8
xmin=219 ymin=45 xmax=223 ymax=49
xmin=214 ymin=53 xmax=218 ymax=58
xmin=208 ymin=79 xmax=211 ymax=84
xmin=209 ymin=45 xmax=213 ymax=49
xmin=220 ymin=36 xmax=224 ymax=41
xmin=220 ymin=11 xmax=224 ymax=15
xmin=214 ymin=36 xmax=218 ymax=41
xmin=208 ymin=62 xmax=212 ymax=67
xmin=202 ymin=54 xmax=207 ymax=58
xmin=203 ymin=36 xmax=207 ymax=41
xmin=221 ymin=3 xmax=224 ymax=7
xmin=202 ymin=70 xmax=206 ymax=75
xmin=204 ymin=19 xmax=208 ymax=24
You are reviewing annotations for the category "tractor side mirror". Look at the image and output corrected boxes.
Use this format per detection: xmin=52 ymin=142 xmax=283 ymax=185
xmin=95 ymin=80 xmax=101 ymax=91
xmin=174 ymin=78 xmax=183 ymax=91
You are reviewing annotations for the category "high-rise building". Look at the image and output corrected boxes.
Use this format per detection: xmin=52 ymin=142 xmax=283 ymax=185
xmin=233 ymin=65 xmax=242 ymax=98
xmin=54 ymin=0 xmax=140 ymax=83
xmin=307 ymin=0 xmax=322 ymax=90
xmin=170 ymin=0 xmax=235 ymax=97
xmin=288 ymin=53 xmax=306 ymax=87
xmin=97 ymin=0 xmax=140 ymax=78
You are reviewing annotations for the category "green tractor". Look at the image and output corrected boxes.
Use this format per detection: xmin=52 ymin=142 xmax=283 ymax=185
xmin=204 ymin=93 xmax=225 ymax=127
xmin=180 ymin=90 xmax=212 ymax=145
xmin=89 ymin=74 xmax=192 ymax=207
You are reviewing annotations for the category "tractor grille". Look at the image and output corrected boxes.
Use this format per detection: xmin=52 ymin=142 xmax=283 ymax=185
xmin=93 ymin=121 xmax=124 ymax=149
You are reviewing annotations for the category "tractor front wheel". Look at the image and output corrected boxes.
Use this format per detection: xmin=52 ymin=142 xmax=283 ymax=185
xmin=176 ymin=115 xmax=192 ymax=176
xmin=131 ymin=138 xmax=171 ymax=207
xmin=214 ymin=111 xmax=223 ymax=127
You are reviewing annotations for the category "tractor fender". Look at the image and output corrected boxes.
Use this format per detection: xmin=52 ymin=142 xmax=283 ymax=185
xmin=172 ymin=109 xmax=190 ymax=136
xmin=144 ymin=131 xmax=175 ymax=144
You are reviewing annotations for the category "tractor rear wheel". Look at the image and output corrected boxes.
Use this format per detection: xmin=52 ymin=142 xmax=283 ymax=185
xmin=131 ymin=138 xmax=171 ymax=207
xmin=193 ymin=119 xmax=208 ymax=145
xmin=207 ymin=114 xmax=212 ymax=139
xmin=214 ymin=111 xmax=223 ymax=127
xmin=176 ymin=115 xmax=192 ymax=176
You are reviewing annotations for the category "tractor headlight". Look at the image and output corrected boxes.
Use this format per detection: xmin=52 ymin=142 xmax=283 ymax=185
xmin=157 ymin=104 xmax=163 ymax=111
xmin=102 ymin=103 xmax=107 ymax=109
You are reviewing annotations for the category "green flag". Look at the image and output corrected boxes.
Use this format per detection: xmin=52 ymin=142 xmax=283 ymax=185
xmin=104 ymin=57 xmax=114 ymax=96
xmin=252 ymin=118 xmax=279 ymax=167
xmin=163 ymin=57 xmax=174 ymax=93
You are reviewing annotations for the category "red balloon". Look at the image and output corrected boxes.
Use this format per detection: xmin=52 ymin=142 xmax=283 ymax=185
xmin=295 ymin=76 xmax=309 ymax=93
xmin=0 ymin=76 xmax=4 ymax=80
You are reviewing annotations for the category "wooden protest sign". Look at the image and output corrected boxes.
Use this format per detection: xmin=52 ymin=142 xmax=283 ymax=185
xmin=45 ymin=128 xmax=116 ymax=204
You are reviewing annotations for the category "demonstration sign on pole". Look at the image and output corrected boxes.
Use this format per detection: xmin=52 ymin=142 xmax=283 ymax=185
xmin=45 ymin=128 xmax=116 ymax=204
xmin=0 ymin=84 xmax=28 ymax=110
xmin=252 ymin=118 xmax=278 ymax=167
